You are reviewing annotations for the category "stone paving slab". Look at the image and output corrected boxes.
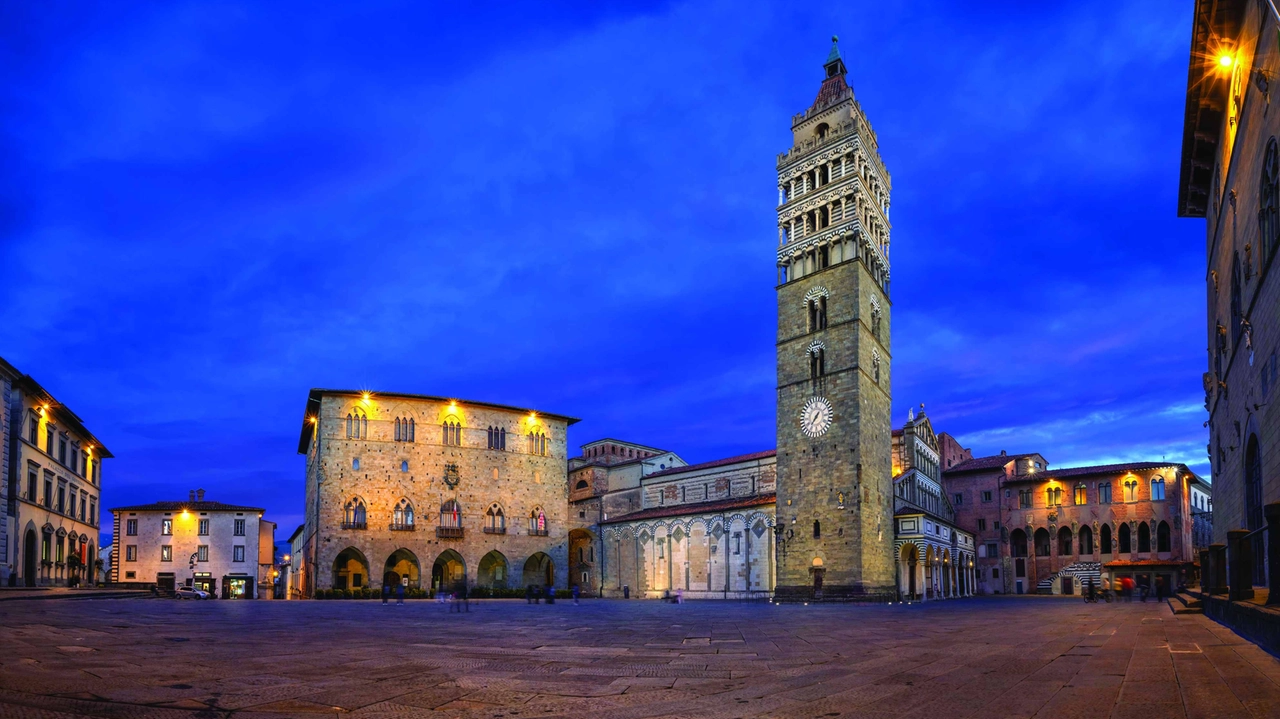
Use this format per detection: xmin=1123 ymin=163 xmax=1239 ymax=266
xmin=2 ymin=597 xmax=1280 ymax=717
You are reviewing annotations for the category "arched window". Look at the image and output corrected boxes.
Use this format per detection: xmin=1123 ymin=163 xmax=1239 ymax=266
xmin=528 ymin=431 xmax=548 ymax=456
xmin=1157 ymin=521 xmax=1171 ymax=553
xmin=440 ymin=499 xmax=461 ymax=528
xmin=343 ymin=497 xmax=366 ymax=529
xmin=872 ymin=306 xmax=882 ymax=342
xmin=1150 ymin=477 xmax=1165 ymax=501
xmin=1057 ymin=526 xmax=1072 ymax=555
xmin=1073 ymin=483 xmax=1087 ymax=505
xmin=1124 ymin=479 xmax=1138 ymax=502
xmin=352 ymin=458 xmax=360 ymax=471
xmin=1009 ymin=528 xmax=1028 ymax=557
xmin=1119 ymin=523 xmax=1131 ymax=554
xmin=873 ymin=351 xmax=881 ymax=383
xmin=1101 ymin=524 xmax=1112 ymax=554
xmin=485 ymin=504 xmax=505 ymax=533
xmin=813 ymin=520 xmax=821 ymax=539
xmin=529 ymin=506 xmax=548 ymax=536
xmin=393 ymin=499 xmax=415 ymax=530
xmin=442 ymin=418 xmax=461 ymax=446
xmin=808 ymin=297 xmax=827 ymax=331
xmin=1046 ymin=487 xmax=1062 ymax=507
xmin=809 ymin=346 xmax=825 ymax=380
xmin=1137 ymin=522 xmax=1151 ymax=553
xmin=400 ymin=460 xmax=409 ymax=473
xmin=574 ymin=479 xmax=589 ymax=491
xmin=1079 ymin=525 xmax=1094 ymax=554
xmin=1262 ymin=138 xmax=1280 ymax=268
xmin=394 ymin=417 xmax=415 ymax=442
xmin=1033 ymin=528 xmax=1050 ymax=557
xmin=346 ymin=407 xmax=367 ymax=439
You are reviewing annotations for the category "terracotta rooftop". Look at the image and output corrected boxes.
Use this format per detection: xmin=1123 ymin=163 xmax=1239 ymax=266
xmin=643 ymin=450 xmax=777 ymax=479
xmin=1000 ymin=462 xmax=1194 ymax=485
xmin=110 ymin=501 xmax=264 ymax=514
xmin=944 ymin=454 xmax=1034 ymax=473
xmin=601 ymin=493 xmax=776 ymax=525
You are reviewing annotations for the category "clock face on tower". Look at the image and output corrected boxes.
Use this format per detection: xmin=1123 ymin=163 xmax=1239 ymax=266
xmin=800 ymin=396 xmax=833 ymax=438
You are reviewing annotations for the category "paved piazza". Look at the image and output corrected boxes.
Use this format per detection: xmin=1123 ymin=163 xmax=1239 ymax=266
xmin=2 ymin=598 xmax=1280 ymax=718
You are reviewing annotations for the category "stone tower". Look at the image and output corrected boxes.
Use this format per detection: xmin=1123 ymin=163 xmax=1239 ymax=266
xmin=773 ymin=37 xmax=894 ymax=601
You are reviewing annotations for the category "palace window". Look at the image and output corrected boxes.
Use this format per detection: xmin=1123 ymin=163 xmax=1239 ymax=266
xmin=1119 ymin=523 xmax=1131 ymax=553
xmin=234 ymin=519 xmax=245 ymax=536
xmin=1157 ymin=521 xmax=1171 ymax=553
xmin=813 ymin=520 xmax=821 ymax=539
xmin=1080 ymin=525 xmax=1094 ymax=554
xmin=1101 ymin=524 xmax=1112 ymax=554
xmin=440 ymin=499 xmax=462 ymax=528
xmin=1073 ymin=483 xmax=1087 ymax=505
xmin=394 ymin=417 xmax=415 ymax=442
xmin=1018 ymin=489 xmax=1032 ymax=509
xmin=1045 ymin=487 xmax=1062 ymax=507
xmin=485 ymin=504 xmax=505 ymax=533
xmin=953 ymin=493 xmax=963 ymax=506
xmin=46 ymin=425 xmax=54 ymax=453
xmin=79 ymin=491 xmax=86 ymax=521
xmin=1058 ymin=526 xmax=1072 ymax=555
xmin=233 ymin=546 xmax=245 ymax=562
xmin=28 ymin=413 xmax=38 ymax=445
xmin=197 ymin=545 xmax=208 ymax=562
xmin=343 ymin=497 xmax=367 ymax=528
xmin=528 ymin=431 xmax=548 ymax=456
xmin=985 ymin=542 xmax=998 ymax=558
xmin=58 ymin=435 xmax=67 ymax=465
xmin=198 ymin=519 xmax=209 ymax=536
xmin=69 ymin=490 xmax=77 ymax=519
xmin=1098 ymin=482 xmax=1111 ymax=504
xmin=346 ymin=407 xmax=367 ymax=439
xmin=125 ymin=545 xmax=137 ymax=562
xmin=57 ymin=484 xmax=65 ymax=513
xmin=126 ymin=519 xmax=137 ymax=536
xmin=981 ymin=490 xmax=992 ymax=502
xmin=1150 ymin=477 xmax=1165 ymax=501
xmin=1261 ymin=137 xmax=1279 ymax=269
xmin=1137 ymin=522 xmax=1151 ymax=553
xmin=487 ymin=426 xmax=507 ymax=450
xmin=161 ymin=519 xmax=172 ymax=536
xmin=1123 ymin=480 xmax=1138 ymax=502
xmin=392 ymin=498 xmax=415 ymax=530
xmin=161 ymin=545 xmax=172 ymax=562
xmin=43 ymin=474 xmax=52 ymax=508
xmin=977 ymin=519 xmax=986 ymax=531
xmin=528 ymin=506 xmax=547 ymax=535
xmin=26 ymin=464 xmax=37 ymax=501
xmin=443 ymin=419 xmax=462 ymax=446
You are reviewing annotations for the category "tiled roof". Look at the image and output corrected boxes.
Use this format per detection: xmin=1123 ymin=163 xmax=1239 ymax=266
xmin=1103 ymin=559 xmax=1194 ymax=567
xmin=110 ymin=501 xmax=264 ymax=514
xmin=643 ymin=450 xmax=777 ymax=479
xmin=601 ymin=493 xmax=775 ymax=525
xmin=1001 ymin=462 xmax=1191 ymax=485
xmin=944 ymin=454 xmax=1032 ymax=473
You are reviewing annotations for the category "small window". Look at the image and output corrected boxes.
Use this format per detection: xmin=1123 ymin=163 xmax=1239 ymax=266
xmin=125 ymin=545 xmax=137 ymax=562
xmin=400 ymin=460 xmax=409 ymax=473
xmin=125 ymin=571 xmax=136 ymax=579
xmin=1150 ymin=477 xmax=1166 ymax=501
xmin=198 ymin=519 xmax=209 ymax=536
xmin=981 ymin=491 xmax=992 ymax=502
xmin=352 ymin=458 xmax=360 ymax=470
xmin=197 ymin=545 xmax=209 ymax=562
xmin=953 ymin=493 xmax=963 ymax=506
xmin=977 ymin=519 xmax=986 ymax=531
xmin=233 ymin=545 xmax=245 ymax=562
xmin=986 ymin=542 xmax=998 ymax=557
xmin=161 ymin=545 xmax=172 ymax=562
xmin=991 ymin=568 xmax=999 ymax=578
xmin=126 ymin=519 xmax=138 ymax=536
xmin=813 ymin=520 xmax=821 ymax=539
xmin=234 ymin=519 xmax=245 ymax=536
xmin=1098 ymin=482 xmax=1112 ymax=504
xmin=161 ymin=519 xmax=172 ymax=536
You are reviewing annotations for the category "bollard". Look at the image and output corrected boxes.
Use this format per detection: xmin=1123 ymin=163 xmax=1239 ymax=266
xmin=1207 ymin=543 xmax=1229 ymax=594
xmin=623 ymin=585 xmax=630 ymax=599
xmin=1228 ymin=529 xmax=1256 ymax=601
xmin=1268 ymin=504 xmax=1280 ymax=606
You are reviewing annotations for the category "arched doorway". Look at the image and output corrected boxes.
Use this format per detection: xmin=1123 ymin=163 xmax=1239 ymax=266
xmin=477 ymin=551 xmax=509 ymax=588
xmin=23 ymin=529 xmax=36 ymax=587
xmin=332 ymin=547 xmax=369 ymax=590
xmin=383 ymin=548 xmax=420 ymax=588
xmin=1033 ymin=528 xmax=1050 ymax=557
xmin=523 ymin=552 xmax=554 ymax=588
xmin=432 ymin=549 xmax=466 ymax=594
xmin=901 ymin=544 xmax=919 ymax=599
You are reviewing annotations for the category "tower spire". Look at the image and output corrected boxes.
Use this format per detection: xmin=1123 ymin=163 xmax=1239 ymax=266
xmin=824 ymin=35 xmax=847 ymax=78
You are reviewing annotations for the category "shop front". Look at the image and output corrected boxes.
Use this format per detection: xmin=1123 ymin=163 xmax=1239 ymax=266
xmin=193 ymin=572 xmax=215 ymax=595
xmin=221 ymin=574 xmax=255 ymax=599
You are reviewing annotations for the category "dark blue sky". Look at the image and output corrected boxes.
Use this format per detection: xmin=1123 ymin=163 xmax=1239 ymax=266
xmin=1 ymin=1 xmax=1205 ymax=541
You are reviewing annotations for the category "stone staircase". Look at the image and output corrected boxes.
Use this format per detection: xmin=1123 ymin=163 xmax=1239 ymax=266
xmin=1035 ymin=562 xmax=1103 ymax=594
xmin=1167 ymin=591 xmax=1204 ymax=615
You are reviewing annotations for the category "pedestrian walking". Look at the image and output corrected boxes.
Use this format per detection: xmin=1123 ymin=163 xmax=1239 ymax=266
xmin=397 ymin=578 xmax=406 ymax=605
xmin=546 ymin=584 xmax=555 ymax=605
xmin=572 ymin=584 xmax=580 ymax=605
xmin=382 ymin=582 xmax=389 ymax=605
xmin=1122 ymin=576 xmax=1134 ymax=602
xmin=525 ymin=584 xmax=533 ymax=604
xmin=676 ymin=587 xmax=684 ymax=605
xmin=1140 ymin=582 xmax=1149 ymax=603
xmin=1085 ymin=578 xmax=1095 ymax=603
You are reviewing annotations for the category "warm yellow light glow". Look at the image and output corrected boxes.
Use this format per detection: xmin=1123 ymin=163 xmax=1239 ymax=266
xmin=1219 ymin=54 xmax=1234 ymax=67
xmin=272 ymin=570 xmax=279 ymax=578
xmin=361 ymin=391 xmax=371 ymax=404
xmin=449 ymin=402 xmax=457 ymax=411
xmin=283 ymin=554 xmax=290 ymax=562
xmin=181 ymin=509 xmax=189 ymax=518
xmin=308 ymin=416 xmax=317 ymax=424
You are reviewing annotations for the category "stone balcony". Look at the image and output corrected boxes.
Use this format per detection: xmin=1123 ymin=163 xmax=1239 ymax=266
xmin=436 ymin=526 xmax=464 ymax=539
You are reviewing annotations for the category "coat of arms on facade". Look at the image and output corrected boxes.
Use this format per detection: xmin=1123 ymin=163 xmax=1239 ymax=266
xmin=443 ymin=463 xmax=460 ymax=489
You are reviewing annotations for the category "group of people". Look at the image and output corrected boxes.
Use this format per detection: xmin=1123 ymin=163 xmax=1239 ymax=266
xmin=1084 ymin=575 xmax=1168 ymax=603
xmin=525 ymin=584 xmax=582 ymax=605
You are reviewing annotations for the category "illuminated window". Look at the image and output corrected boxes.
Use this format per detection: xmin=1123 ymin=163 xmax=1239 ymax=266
xmin=344 ymin=497 xmax=366 ymax=528
xmin=393 ymin=498 xmax=415 ymax=529
xmin=1124 ymin=480 xmax=1138 ymax=502
xmin=1073 ymin=484 xmax=1087 ymax=505
xmin=233 ymin=546 xmax=245 ymax=562
xmin=394 ymin=417 xmax=415 ymax=442
xmin=198 ymin=519 xmax=209 ymax=536
xmin=443 ymin=419 xmax=462 ymax=446
xmin=440 ymin=499 xmax=462 ymax=528
xmin=161 ymin=519 xmax=172 ymax=536
xmin=346 ymin=407 xmax=367 ymax=439
xmin=160 ymin=545 xmax=172 ymax=562
xmin=528 ymin=431 xmax=548 ymax=456
xmin=28 ymin=413 xmax=38 ymax=444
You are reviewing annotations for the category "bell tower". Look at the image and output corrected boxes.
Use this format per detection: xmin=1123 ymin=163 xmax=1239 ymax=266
xmin=773 ymin=37 xmax=894 ymax=601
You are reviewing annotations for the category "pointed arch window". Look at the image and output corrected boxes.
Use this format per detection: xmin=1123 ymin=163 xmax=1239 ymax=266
xmin=1137 ymin=522 xmax=1151 ymax=553
xmin=1123 ymin=479 xmax=1138 ymax=502
xmin=1150 ymin=476 xmax=1165 ymax=501
xmin=809 ymin=345 xmax=826 ymax=380
xmin=1119 ymin=523 xmax=1131 ymax=554
xmin=439 ymin=499 xmax=461 ymax=528
xmin=1156 ymin=521 xmax=1171 ymax=553
xmin=487 ymin=426 xmax=507 ymax=450
xmin=1260 ymin=137 xmax=1279 ymax=269
xmin=346 ymin=407 xmax=368 ymax=439
xmin=1101 ymin=524 xmax=1113 ymax=554
xmin=394 ymin=417 xmax=415 ymax=442
xmin=528 ymin=430 xmax=548 ymax=456
xmin=392 ymin=499 xmax=415 ymax=530
xmin=484 ymin=504 xmax=506 ymax=534
xmin=872 ymin=350 xmax=881 ymax=383
xmin=442 ymin=418 xmax=462 ymax=446
xmin=529 ymin=507 xmax=548 ymax=536
xmin=343 ymin=498 xmax=367 ymax=530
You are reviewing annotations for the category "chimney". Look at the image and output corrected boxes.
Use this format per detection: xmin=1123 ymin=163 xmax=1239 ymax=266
xmin=189 ymin=490 xmax=196 ymax=501
xmin=196 ymin=489 xmax=206 ymax=502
